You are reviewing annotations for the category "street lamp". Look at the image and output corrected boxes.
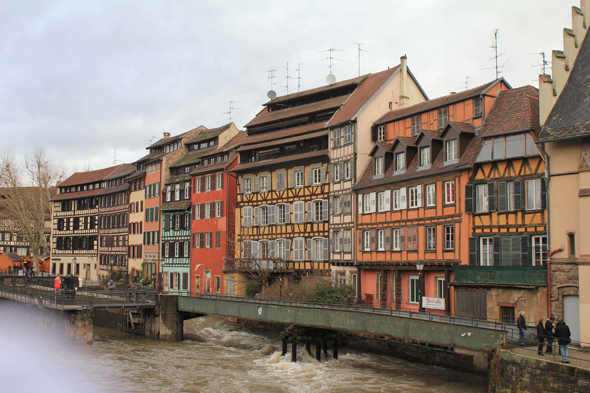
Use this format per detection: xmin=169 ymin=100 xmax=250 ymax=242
xmin=416 ymin=260 xmax=424 ymax=313
xmin=109 ymin=256 xmax=115 ymax=280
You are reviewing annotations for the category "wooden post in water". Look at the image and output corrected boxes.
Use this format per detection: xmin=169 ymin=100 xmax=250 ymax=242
xmin=282 ymin=340 xmax=288 ymax=356
xmin=333 ymin=339 xmax=339 ymax=359
xmin=315 ymin=340 xmax=322 ymax=361
xmin=323 ymin=339 xmax=328 ymax=356
xmin=306 ymin=341 xmax=311 ymax=355
xmin=291 ymin=341 xmax=297 ymax=362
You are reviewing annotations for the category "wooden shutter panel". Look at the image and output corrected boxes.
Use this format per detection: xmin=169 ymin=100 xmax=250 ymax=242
xmin=289 ymin=172 xmax=294 ymax=188
xmin=338 ymin=162 xmax=343 ymax=180
xmin=488 ymin=182 xmax=496 ymax=211
xmin=358 ymin=230 xmax=363 ymax=249
xmin=322 ymin=199 xmax=328 ymax=221
xmin=399 ymin=228 xmax=405 ymax=251
xmin=384 ymin=190 xmax=391 ymax=211
xmin=307 ymin=201 xmax=313 ymax=222
xmin=497 ymin=182 xmax=507 ymax=212
xmin=329 ymin=165 xmax=334 ymax=183
xmin=465 ymin=184 xmax=473 ymax=213
xmin=307 ymin=239 xmax=312 ymax=260
xmin=240 ymin=178 xmax=244 ymax=193
xmin=201 ymin=178 xmax=205 ymax=193
xmin=501 ymin=237 xmax=511 ymax=266
xmin=358 ymin=194 xmax=363 ymax=214
xmin=329 ymin=232 xmax=333 ymax=251
xmin=211 ymin=174 xmax=216 ymax=190
xmin=400 ymin=188 xmax=407 ymax=209
xmin=468 ymin=237 xmax=477 ymax=266
xmin=521 ymin=235 xmax=530 ymax=266
xmin=371 ymin=126 xmax=377 ymax=142
xmin=493 ymin=236 xmax=500 ymax=266
xmin=285 ymin=239 xmax=291 ymax=260
xmin=416 ymin=185 xmax=422 ymax=208
xmin=255 ymin=177 xmax=259 ymax=192
xmin=370 ymin=229 xmax=376 ymax=251
xmin=384 ymin=228 xmax=391 ymax=250
xmin=514 ymin=180 xmax=522 ymax=210
xmin=307 ymin=168 xmax=312 ymax=186
xmin=320 ymin=167 xmax=326 ymax=184
xmin=254 ymin=206 xmax=260 ymax=226
xmin=200 ymin=234 xmax=205 ymax=249
xmin=219 ymin=201 xmax=223 ymax=217
xmin=201 ymin=204 xmax=205 ymax=219
xmin=323 ymin=238 xmax=329 ymax=261
xmin=541 ymin=177 xmax=547 ymax=209
xmin=219 ymin=173 xmax=224 ymax=190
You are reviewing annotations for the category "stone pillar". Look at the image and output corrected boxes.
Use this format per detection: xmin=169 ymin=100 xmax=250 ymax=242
xmin=156 ymin=295 xmax=183 ymax=341
xmin=64 ymin=309 xmax=93 ymax=344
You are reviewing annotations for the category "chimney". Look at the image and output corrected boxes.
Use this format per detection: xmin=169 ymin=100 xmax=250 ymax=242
xmin=163 ymin=132 xmax=170 ymax=138
xmin=400 ymin=55 xmax=409 ymax=108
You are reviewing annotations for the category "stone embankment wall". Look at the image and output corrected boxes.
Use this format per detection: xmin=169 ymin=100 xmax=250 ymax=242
xmin=489 ymin=349 xmax=590 ymax=392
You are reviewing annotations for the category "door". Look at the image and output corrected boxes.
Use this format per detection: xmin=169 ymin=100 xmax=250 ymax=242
xmin=455 ymin=289 xmax=487 ymax=320
xmin=85 ymin=265 xmax=91 ymax=280
xmin=564 ymin=295 xmax=580 ymax=343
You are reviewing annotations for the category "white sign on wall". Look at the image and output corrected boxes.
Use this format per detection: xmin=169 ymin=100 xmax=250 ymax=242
xmin=422 ymin=297 xmax=445 ymax=310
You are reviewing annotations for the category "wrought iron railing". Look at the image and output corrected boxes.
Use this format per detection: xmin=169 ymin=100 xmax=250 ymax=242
xmin=453 ymin=266 xmax=547 ymax=285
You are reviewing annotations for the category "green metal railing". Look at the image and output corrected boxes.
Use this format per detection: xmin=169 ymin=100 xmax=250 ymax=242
xmin=453 ymin=266 xmax=547 ymax=285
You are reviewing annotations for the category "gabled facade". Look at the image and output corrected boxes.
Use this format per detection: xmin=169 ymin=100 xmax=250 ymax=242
xmin=127 ymin=170 xmax=146 ymax=280
xmin=328 ymin=56 xmax=428 ymax=291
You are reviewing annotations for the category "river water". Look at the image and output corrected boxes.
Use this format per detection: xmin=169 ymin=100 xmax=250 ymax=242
xmin=0 ymin=308 xmax=487 ymax=393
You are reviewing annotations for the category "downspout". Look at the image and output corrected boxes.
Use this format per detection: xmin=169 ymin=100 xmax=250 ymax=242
xmin=543 ymin=144 xmax=553 ymax=318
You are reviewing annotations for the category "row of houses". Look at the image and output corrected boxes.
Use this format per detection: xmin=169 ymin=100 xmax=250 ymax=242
xmin=49 ymin=0 xmax=590 ymax=344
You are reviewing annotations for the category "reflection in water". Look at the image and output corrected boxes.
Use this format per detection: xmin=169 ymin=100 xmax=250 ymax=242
xmin=0 ymin=306 xmax=486 ymax=393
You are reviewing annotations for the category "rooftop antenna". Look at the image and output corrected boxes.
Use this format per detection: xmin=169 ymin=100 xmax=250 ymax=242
xmin=465 ymin=76 xmax=474 ymax=89
xmin=530 ymin=51 xmax=549 ymax=75
xmin=267 ymin=68 xmax=277 ymax=99
xmin=295 ymin=63 xmax=302 ymax=92
xmin=284 ymin=62 xmax=293 ymax=95
xmin=222 ymin=101 xmax=241 ymax=121
xmin=113 ymin=147 xmax=117 ymax=165
xmin=480 ymin=29 xmax=507 ymax=79
xmin=350 ymin=42 xmax=368 ymax=77
xmin=146 ymin=136 xmax=157 ymax=146
xmin=319 ymin=48 xmax=343 ymax=84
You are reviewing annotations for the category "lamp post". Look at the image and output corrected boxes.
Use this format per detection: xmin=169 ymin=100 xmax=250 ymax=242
xmin=109 ymin=256 xmax=115 ymax=280
xmin=73 ymin=257 xmax=77 ymax=277
xmin=416 ymin=260 xmax=425 ymax=313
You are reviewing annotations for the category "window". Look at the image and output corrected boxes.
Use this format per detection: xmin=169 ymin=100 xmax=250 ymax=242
xmin=312 ymin=200 xmax=325 ymax=222
xmin=392 ymin=189 xmax=400 ymax=210
xmin=216 ymin=173 xmax=222 ymax=190
xmin=446 ymin=139 xmax=458 ymax=162
xmin=420 ymin=146 xmax=430 ymax=167
xmin=436 ymin=277 xmax=445 ymax=299
xmin=333 ymin=128 xmax=341 ymax=147
xmin=313 ymin=238 xmax=324 ymax=261
xmin=426 ymin=184 xmax=435 ymax=207
xmin=293 ymin=201 xmax=305 ymax=223
xmin=277 ymin=204 xmax=287 ymax=224
xmin=206 ymin=232 xmax=211 ymax=248
xmin=295 ymin=170 xmax=304 ymax=188
xmin=526 ymin=179 xmax=542 ymax=210
xmin=184 ymin=241 xmax=189 ymax=257
xmin=407 ymin=227 xmax=418 ymax=250
xmin=205 ymin=175 xmax=212 ymax=192
xmin=260 ymin=205 xmax=269 ymax=226
xmin=244 ymin=177 xmax=252 ymax=193
xmin=444 ymin=181 xmax=455 ymax=204
xmin=411 ymin=116 xmax=421 ymax=136
xmin=184 ymin=183 xmax=190 ymax=199
xmin=473 ymin=98 xmax=481 ymax=117
xmin=344 ymin=161 xmax=352 ymax=180
xmin=426 ymin=227 xmax=436 ymax=251
xmin=507 ymin=182 xmax=515 ymax=211
xmin=476 ymin=184 xmax=489 ymax=213
xmin=333 ymin=162 xmax=341 ymax=182
xmin=194 ymin=233 xmax=201 ymax=249
xmin=351 ymin=273 xmax=358 ymax=296
xmin=334 ymin=231 xmax=341 ymax=252
xmin=377 ymin=191 xmax=389 ymax=212
xmin=312 ymin=168 xmax=322 ymax=185
xmin=175 ymin=184 xmax=180 ymax=201
xmin=444 ymin=226 xmax=454 ymax=250
xmin=215 ymin=201 xmax=222 ymax=218
xmin=243 ymin=206 xmax=253 ymax=227
xmin=409 ymin=275 xmax=420 ymax=304
xmin=437 ymin=107 xmax=448 ymax=129
xmin=332 ymin=196 xmax=342 ymax=215
xmin=408 ymin=186 xmax=421 ymax=208
xmin=374 ymin=157 xmax=383 ymax=176
xmin=166 ymin=186 xmax=171 ymax=202
xmin=276 ymin=171 xmax=286 ymax=191
xmin=501 ymin=306 xmax=515 ymax=324
xmin=392 ymin=229 xmax=401 ymax=250
xmin=293 ymin=238 xmax=305 ymax=261
xmin=195 ymin=177 xmax=201 ymax=193
xmin=174 ymin=242 xmax=179 ymax=257
xmin=205 ymin=202 xmax=211 ymax=219
xmin=569 ymin=233 xmax=576 ymax=256
xmin=215 ymin=231 xmax=221 ymax=248
xmin=259 ymin=175 xmax=268 ymax=192
xmin=195 ymin=203 xmax=201 ymax=220
xmin=343 ymin=230 xmax=352 ymax=252
xmin=377 ymin=230 xmax=385 ymax=251
xmin=395 ymin=152 xmax=405 ymax=172
xmin=532 ymin=236 xmax=547 ymax=266
xmin=480 ymin=237 xmax=493 ymax=266
xmin=376 ymin=273 xmax=382 ymax=300
xmin=363 ymin=231 xmax=370 ymax=251
xmin=343 ymin=125 xmax=352 ymax=145
xmin=174 ymin=215 xmax=180 ymax=229
xmin=377 ymin=126 xmax=385 ymax=142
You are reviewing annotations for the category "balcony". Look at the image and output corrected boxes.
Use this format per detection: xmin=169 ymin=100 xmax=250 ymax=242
xmin=453 ymin=266 xmax=547 ymax=285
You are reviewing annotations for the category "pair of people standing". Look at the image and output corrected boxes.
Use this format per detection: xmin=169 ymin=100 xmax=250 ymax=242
xmin=536 ymin=317 xmax=555 ymax=356
xmin=519 ymin=312 xmax=571 ymax=363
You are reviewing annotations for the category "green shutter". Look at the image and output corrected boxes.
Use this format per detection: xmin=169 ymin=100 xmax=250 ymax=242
xmin=150 ymin=208 xmax=154 ymax=222
xmin=468 ymin=237 xmax=477 ymax=266
xmin=465 ymin=185 xmax=473 ymax=213
xmin=155 ymin=207 xmax=159 ymax=221
xmin=488 ymin=182 xmax=496 ymax=211
xmin=497 ymin=182 xmax=507 ymax=212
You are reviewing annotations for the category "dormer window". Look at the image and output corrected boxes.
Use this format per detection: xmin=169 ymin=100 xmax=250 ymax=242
xmin=438 ymin=107 xmax=449 ymax=130
xmin=446 ymin=139 xmax=458 ymax=162
xmin=395 ymin=152 xmax=405 ymax=172
xmin=377 ymin=126 xmax=385 ymax=142
xmin=420 ymin=146 xmax=431 ymax=167
xmin=374 ymin=157 xmax=384 ymax=176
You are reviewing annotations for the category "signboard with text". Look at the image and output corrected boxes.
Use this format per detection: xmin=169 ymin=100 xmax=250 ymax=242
xmin=422 ymin=296 xmax=445 ymax=310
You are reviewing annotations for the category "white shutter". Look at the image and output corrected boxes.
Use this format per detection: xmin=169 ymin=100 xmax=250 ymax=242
xmin=307 ymin=168 xmax=312 ymax=186
xmin=384 ymin=190 xmax=391 ymax=211
xmin=323 ymin=238 xmax=329 ymax=261
xmin=269 ymin=205 xmax=276 ymax=225
xmin=285 ymin=239 xmax=291 ymax=260
xmin=285 ymin=203 xmax=291 ymax=223
xmin=290 ymin=172 xmax=294 ymax=188
xmin=329 ymin=165 xmax=334 ymax=183
xmin=307 ymin=201 xmax=313 ymax=222
xmin=400 ymin=188 xmax=407 ymax=209
xmin=338 ymin=162 xmax=344 ymax=181
xmin=251 ymin=241 xmax=259 ymax=259
xmin=329 ymin=232 xmax=333 ymax=251
xmin=254 ymin=206 xmax=260 ymax=226
xmin=320 ymin=167 xmax=326 ymax=184
xmin=358 ymin=194 xmax=363 ymax=214
xmin=267 ymin=175 xmax=272 ymax=191
xmin=322 ymin=199 xmax=329 ymax=221
xmin=369 ymin=192 xmax=376 ymax=213
xmin=307 ymin=239 xmax=312 ymax=260
xmin=255 ymin=177 xmax=259 ymax=192
xmin=416 ymin=185 xmax=422 ymax=208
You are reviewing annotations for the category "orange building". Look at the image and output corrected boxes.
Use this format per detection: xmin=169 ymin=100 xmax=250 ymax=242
xmin=0 ymin=252 xmax=25 ymax=271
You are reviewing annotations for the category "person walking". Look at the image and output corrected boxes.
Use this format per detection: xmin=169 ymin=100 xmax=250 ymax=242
xmin=517 ymin=311 xmax=527 ymax=346
xmin=545 ymin=316 xmax=555 ymax=354
xmin=536 ymin=319 xmax=545 ymax=355
xmin=555 ymin=318 xmax=571 ymax=363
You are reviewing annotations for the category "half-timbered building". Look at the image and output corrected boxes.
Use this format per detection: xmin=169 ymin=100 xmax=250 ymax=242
xmin=97 ymin=164 xmax=135 ymax=279
xmin=354 ymin=78 xmax=510 ymax=312
xmin=327 ymin=57 xmax=428 ymax=292
xmin=452 ymin=86 xmax=548 ymax=324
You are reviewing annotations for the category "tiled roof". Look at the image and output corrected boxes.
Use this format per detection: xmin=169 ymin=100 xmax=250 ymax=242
xmin=169 ymin=148 xmax=214 ymax=169
xmin=51 ymin=189 xmax=102 ymax=202
xmin=232 ymin=150 xmax=329 ymax=172
xmin=159 ymin=200 xmax=191 ymax=212
xmin=134 ymin=151 xmax=166 ymax=164
xmin=2 ymin=252 xmax=24 ymax=262
xmin=97 ymin=183 xmax=129 ymax=196
xmin=190 ymin=154 xmax=238 ymax=176
xmin=245 ymin=95 xmax=349 ymax=129
xmin=241 ymin=123 xmax=326 ymax=146
xmin=186 ymin=123 xmax=233 ymax=145
xmin=126 ymin=169 xmax=146 ymax=181
xmin=393 ymin=136 xmax=418 ymax=148
xmin=375 ymin=78 xmax=506 ymax=125
xmin=164 ymin=174 xmax=191 ymax=186
xmin=539 ymin=28 xmax=590 ymax=142
xmin=58 ymin=165 xmax=119 ymax=187
xmin=480 ymin=86 xmax=540 ymax=137
xmin=327 ymin=66 xmax=400 ymax=127
xmin=355 ymin=135 xmax=482 ymax=190
xmin=147 ymin=126 xmax=203 ymax=149
xmin=237 ymin=130 xmax=328 ymax=152
xmin=103 ymin=164 xmax=137 ymax=180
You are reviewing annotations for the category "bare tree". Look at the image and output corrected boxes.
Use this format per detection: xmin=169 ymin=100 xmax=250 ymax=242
xmin=0 ymin=147 xmax=67 ymax=272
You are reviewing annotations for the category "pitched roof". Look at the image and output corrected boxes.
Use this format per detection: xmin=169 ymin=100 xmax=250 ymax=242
xmin=232 ymin=150 xmax=329 ymax=172
xmin=327 ymin=66 xmax=400 ymax=127
xmin=134 ymin=151 xmax=166 ymax=165
xmin=51 ymin=189 xmax=102 ymax=202
xmin=146 ymin=126 xmax=205 ymax=149
xmin=480 ymin=86 xmax=540 ymax=137
xmin=103 ymin=164 xmax=137 ymax=180
xmin=237 ymin=130 xmax=328 ymax=152
xmin=190 ymin=153 xmax=238 ymax=176
xmin=159 ymin=200 xmax=191 ymax=212
xmin=58 ymin=165 xmax=119 ymax=187
xmin=539 ymin=27 xmax=590 ymax=142
xmin=185 ymin=123 xmax=233 ymax=145
xmin=2 ymin=252 xmax=24 ymax=262
xmin=169 ymin=148 xmax=214 ymax=169
xmin=375 ymin=78 xmax=507 ymax=125
xmin=241 ymin=123 xmax=326 ymax=147
xmin=97 ymin=183 xmax=129 ymax=196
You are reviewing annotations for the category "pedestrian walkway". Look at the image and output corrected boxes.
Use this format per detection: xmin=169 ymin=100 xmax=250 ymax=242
xmin=512 ymin=345 xmax=590 ymax=369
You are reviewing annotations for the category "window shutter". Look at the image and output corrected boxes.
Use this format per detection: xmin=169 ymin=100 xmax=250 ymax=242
xmin=370 ymin=229 xmax=376 ymax=251
xmin=400 ymin=188 xmax=407 ymax=209
xmin=371 ymin=126 xmax=377 ymax=142
xmin=145 ymin=209 xmax=149 ymax=222
xmin=521 ymin=235 xmax=530 ymax=266
xmin=329 ymin=231 xmax=333 ymax=251
xmin=358 ymin=230 xmax=363 ymax=249
xmin=416 ymin=185 xmax=422 ymax=208
xmin=254 ymin=206 xmax=260 ymax=226
xmin=255 ymin=177 xmax=259 ymax=192
xmin=338 ymin=162 xmax=343 ymax=180
xmin=369 ymin=192 xmax=376 ymax=213
xmin=307 ymin=168 xmax=312 ymax=186
xmin=164 ymin=214 xmax=170 ymax=231
xmin=240 ymin=178 xmax=244 ymax=193
xmin=399 ymin=228 xmax=405 ymax=251
xmin=501 ymin=237 xmax=512 ymax=266
xmin=200 ymin=178 xmax=205 ymax=193
xmin=320 ymin=167 xmax=326 ymax=184
xmin=330 ymin=197 xmax=334 ymax=215
xmin=497 ymin=182 xmax=507 ymax=212
xmin=307 ymin=239 xmax=312 ymax=260
xmin=219 ymin=201 xmax=223 ymax=217
xmin=384 ymin=229 xmax=391 ymax=250
xmin=488 ymin=182 xmax=496 ymax=211
xmin=358 ymin=194 xmax=363 ymax=214
xmin=329 ymin=165 xmax=334 ymax=183
xmin=219 ymin=173 xmax=224 ymax=189
xmin=323 ymin=238 xmax=329 ymax=260
xmin=350 ymin=159 xmax=355 ymax=182
xmin=384 ymin=190 xmax=391 ymax=211
xmin=285 ymin=239 xmax=291 ymax=260
xmin=307 ymin=201 xmax=312 ymax=222
xmin=493 ymin=236 xmax=500 ymax=266
xmin=465 ymin=184 xmax=473 ymax=213
xmin=211 ymin=174 xmax=216 ymax=190
xmin=251 ymin=241 xmax=259 ymax=260
xmin=322 ymin=199 xmax=328 ymax=221
xmin=514 ymin=180 xmax=522 ymax=210
xmin=269 ymin=205 xmax=276 ymax=225
xmin=143 ymin=232 xmax=146 ymax=246
xmin=144 ymin=186 xmax=147 ymax=198
xmin=200 ymin=234 xmax=205 ymax=249
xmin=289 ymin=172 xmax=294 ymax=188
xmin=468 ymin=237 xmax=477 ymax=266
xmin=201 ymin=203 xmax=205 ymax=219
xmin=541 ymin=177 xmax=547 ymax=209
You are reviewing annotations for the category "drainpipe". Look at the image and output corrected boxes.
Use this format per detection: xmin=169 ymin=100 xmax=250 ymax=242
xmin=547 ymin=247 xmax=564 ymax=318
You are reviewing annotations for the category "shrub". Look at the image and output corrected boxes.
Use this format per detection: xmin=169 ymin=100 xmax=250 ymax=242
xmin=308 ymin=280 xmax=355 ymax=305
xmin=245 ymin=281 xmax=261 ymax=298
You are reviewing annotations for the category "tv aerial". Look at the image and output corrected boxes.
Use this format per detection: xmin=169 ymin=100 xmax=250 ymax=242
xmin=320 ymin=48 xmax=342 ymax=85
xmin=267 ymin=68 xmax=277 ymax=100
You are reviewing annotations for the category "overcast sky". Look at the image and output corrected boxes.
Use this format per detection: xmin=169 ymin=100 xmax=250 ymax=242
xmin=0 ymin=0 xmax=574 ymax=173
